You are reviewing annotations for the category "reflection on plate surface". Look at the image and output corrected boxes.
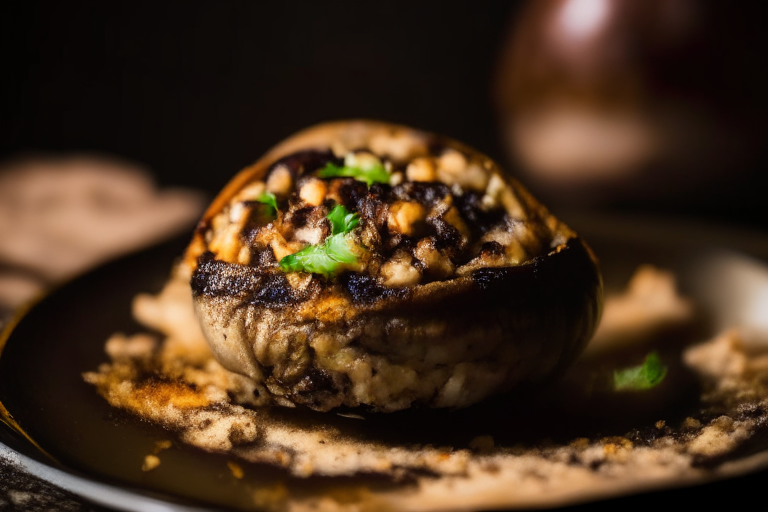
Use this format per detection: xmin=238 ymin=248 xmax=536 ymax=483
xmin=2 ymin=217 xmax=768 ymax=511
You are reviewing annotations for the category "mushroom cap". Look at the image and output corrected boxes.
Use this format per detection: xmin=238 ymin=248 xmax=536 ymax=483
xmin=184 ymin=120 xmax=603 ymax=412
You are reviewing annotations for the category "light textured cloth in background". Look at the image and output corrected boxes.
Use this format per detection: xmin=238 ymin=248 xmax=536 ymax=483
xmin=0 ymin=155 xmax=205 ymax=316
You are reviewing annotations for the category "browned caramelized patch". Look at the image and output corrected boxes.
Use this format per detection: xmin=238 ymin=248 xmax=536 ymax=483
xmin=191 ymin=255 xmax=319 ymax=307
xmin=132 ymin=380 xmax=211 ymax=410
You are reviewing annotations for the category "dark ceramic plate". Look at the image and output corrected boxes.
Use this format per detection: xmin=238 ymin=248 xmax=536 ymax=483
xmin=2 ymin=216 xmax=768 ymax=511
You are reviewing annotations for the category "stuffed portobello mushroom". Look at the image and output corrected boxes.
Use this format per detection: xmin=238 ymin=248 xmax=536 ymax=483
xmin=184 ymin=121 xmax=602 ymax=413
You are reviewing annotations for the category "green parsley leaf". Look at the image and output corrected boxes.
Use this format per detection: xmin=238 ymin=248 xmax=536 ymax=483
xmin=257 ymin=191 xmax=278 ymax=217
xmin=324 ymin=233 xmax=358 ymax=264
xmin=279 ymin=244 xmax=339 ymax=277
xmin=327 ymin=205 xmax=360 ymax=235
xmin=317 ymin=162 xmax=390 ymax=187
xmin=278 ymin=205 xmax=361 ymax=277
xmin=613 ymin=351 xmax=668 ymax=391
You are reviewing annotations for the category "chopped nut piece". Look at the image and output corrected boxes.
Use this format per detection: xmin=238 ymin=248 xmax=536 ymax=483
xmin=380 ymin=251 xmax=421 ymax=287
xmin=482 ymin=174 xmax=506 ymax=209
xmin=443 ymin=206 xmax=470 ymax=240
xmin=480 ymin=172 xmax=528 ymax=218
xmin=345 ymin=151 xmax=382 ymax=171
xmin=270 ymin=237 xmax=303 ymax=262
xmin=438 ymin=149 xmax=467 ymax=174
xmin=229 ymin=202 xmax=249 ymax=224
xmin=286 ymin=272 xmax=313 ymax=290
xmin=266 ymin=165 xmax=293 ymax=195
xmin=414 ymin=238 xmax=454 ymax=278
xmin=388 ymin=201 xmax=426 ymax=236
xmin=298 ymin=178 xmax=327 ymax=206
xmin=435 ymin=148 xmax=488 ymax=190
xmin=237 ymin=245 xmax=251 ymax=265
xmin=500 ymin=187 xmax=526 ymax=220
xmin=458 ymin=164 xmax=490 ymax=191
xmin=209 ymin=224 xmax=243 ymax=264
xmin=210 ymin=210 xmax=230 ymax=234
xmin=293 ymin=226 xmax=324 ymax=245
xmin=389 ymin=171 xmax=404 ymax=186
xmin=406 ymin=157 xmax=437 ymax=182
xmin=436 ymin=149 xmax=469 ymax=186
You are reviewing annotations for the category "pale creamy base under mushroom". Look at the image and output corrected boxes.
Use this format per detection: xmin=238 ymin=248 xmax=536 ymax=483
xmin=84 ymin=267 xmax=768 ymax=511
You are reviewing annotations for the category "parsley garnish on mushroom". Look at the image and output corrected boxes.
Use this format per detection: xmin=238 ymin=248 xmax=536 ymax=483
xmin=279 ymin=205 xmax=361 ymax=277
xmin=256 ymin=191 xmax=278 ymax=218
xmin=256 ymin=192 xmax=277 ymax=215
xmin=317 ymin=153 xmax=390 ymax=186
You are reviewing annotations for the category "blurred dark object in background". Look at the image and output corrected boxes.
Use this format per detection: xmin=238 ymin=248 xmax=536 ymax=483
xmin=0 ymin=1 xmax=518 ymax=194
xmin=496 ymin=0 xmax=767 ymax=225
xmin=0 ymin=1 xmax=765 ymax=228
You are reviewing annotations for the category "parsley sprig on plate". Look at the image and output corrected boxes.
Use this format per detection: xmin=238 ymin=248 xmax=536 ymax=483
xmin=279 ymin=205 xmax=360 ymax=277
xmin=613 ymin=351 xmax=668 ymax=391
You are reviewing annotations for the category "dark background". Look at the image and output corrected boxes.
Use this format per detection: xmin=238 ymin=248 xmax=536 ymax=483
xmin=0 ymin=1 xmax=765 ymax=227
xmin=1 ymin=3 xmax=768 ymax=510
xmin=0 ymin=1 xmax=519 ymax=193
